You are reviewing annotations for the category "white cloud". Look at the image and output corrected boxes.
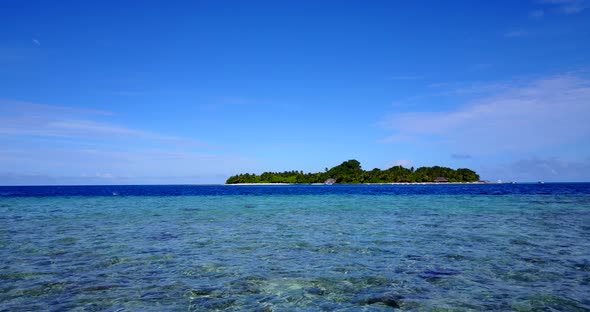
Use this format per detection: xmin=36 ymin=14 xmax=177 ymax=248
xmin=540 ymin=0 xmax=590 ymax=14
xmin=0 ymin=101 xmax=245 ymax=184
xmin=32 ymin=39 xmax=40 ymax=46
xmin=0 ymin=100 xmax=212 ymax=148
xmin=389 ymin=81 xmax=510 ymax=112
xmin=379 ymin=74 xmax=590 ymax=154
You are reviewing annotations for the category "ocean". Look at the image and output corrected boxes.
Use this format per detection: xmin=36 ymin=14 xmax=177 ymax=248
xmin=1 ymin=184 xmax=589 ymax=311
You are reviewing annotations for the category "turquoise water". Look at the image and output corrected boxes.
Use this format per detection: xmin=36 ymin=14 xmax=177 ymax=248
xmin=1 ymin=186 xmax=590 ymax=311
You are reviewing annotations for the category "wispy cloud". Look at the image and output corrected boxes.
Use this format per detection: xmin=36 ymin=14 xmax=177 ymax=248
xmin=504 ymin=29 xmax=529 ymax=38
xmin=479 ymin=156 xmax=590 ymax=182
xmin=0 ymin=147 xmax=256 ymax=185
xmin=216 ymin=96 xmax=257 ymax=105
xmin=451 ymin=153 xmax=472 ymax=160
xmin=0 ymin=101 xmax=259 ymax=184
xmin=0 ymin=146 xmax=258 ymax=185
xmin=379 ymin=74 xmax=590 ymax=153
xmin=387 ymin=75 xmax=424 ymax=81
xmin=198 ymin=96 xmax=266 ymax=112
xmin=529 ymin=9 xmax=545 ymax=18
xmin=540 ymin=0 xmax=590 ymax=14
xmin=0 ymin=171 xmax=234 ymax=185
xmin=0 ymin=100 xmax=113 ymax=116
xmin=467 ymin=63 xmax=493 ymax=72
xmin=393 ymin=81 xmax=510 ymax=106
xmin=32 ymin=39 xmax=40 ymax=46
xmin=0 ymin=101 xmax=212 ymax=149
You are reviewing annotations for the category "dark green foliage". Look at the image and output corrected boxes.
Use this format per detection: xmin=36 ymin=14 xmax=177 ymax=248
xmin=225 ymin=160 xmax=480 ymax=184
xmin=326 ymin=159 xmax=363 ymax=183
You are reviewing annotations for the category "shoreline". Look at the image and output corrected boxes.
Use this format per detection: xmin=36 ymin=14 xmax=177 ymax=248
xmin=225 ymin=182 xmax=493 ymax=186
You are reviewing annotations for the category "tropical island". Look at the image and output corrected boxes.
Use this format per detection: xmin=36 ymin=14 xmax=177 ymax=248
xmin=226 ymin=159 xmax=480 ymax=184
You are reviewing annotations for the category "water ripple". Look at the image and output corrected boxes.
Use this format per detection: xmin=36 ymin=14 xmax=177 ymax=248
xmin=0 ymin=190 xmax=589 ymax=310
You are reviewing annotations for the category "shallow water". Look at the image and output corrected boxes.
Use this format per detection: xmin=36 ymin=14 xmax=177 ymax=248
xmin=1 ymin=185 xmax=589 ymax=311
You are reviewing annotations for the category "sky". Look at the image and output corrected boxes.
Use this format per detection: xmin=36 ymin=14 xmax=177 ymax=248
xmin=1 ymin=0 xmax=590 ymax=185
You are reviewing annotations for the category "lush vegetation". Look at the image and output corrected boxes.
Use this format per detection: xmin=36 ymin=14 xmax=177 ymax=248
xmin=226 ymin=159 xmax=480 ymax=184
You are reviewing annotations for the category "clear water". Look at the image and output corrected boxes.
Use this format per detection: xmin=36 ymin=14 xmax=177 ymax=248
xmin=1 ymin=185 xmax=589 ymax=311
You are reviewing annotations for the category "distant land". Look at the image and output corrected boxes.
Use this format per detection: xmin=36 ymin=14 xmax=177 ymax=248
xmin=226 ymin=160 xmax=480 ymax=184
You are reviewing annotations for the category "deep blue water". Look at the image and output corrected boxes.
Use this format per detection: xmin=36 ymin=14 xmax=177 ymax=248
xmin=1 ymin=184 xmax=589 ymax=311
xmin=2 ymin=183 xmax=590 ymax=197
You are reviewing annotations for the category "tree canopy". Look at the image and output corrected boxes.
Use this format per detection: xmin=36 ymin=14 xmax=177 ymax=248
xmin=226 ymin=160 xmax=480 ymax=184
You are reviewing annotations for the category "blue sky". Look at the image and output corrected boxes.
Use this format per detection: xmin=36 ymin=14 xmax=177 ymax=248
xmin=1 ymin=0 xmax=590 ymax=184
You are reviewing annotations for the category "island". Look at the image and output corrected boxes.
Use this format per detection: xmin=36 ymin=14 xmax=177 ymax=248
xmin=226 ymin=159 xmax=480 ymax=184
